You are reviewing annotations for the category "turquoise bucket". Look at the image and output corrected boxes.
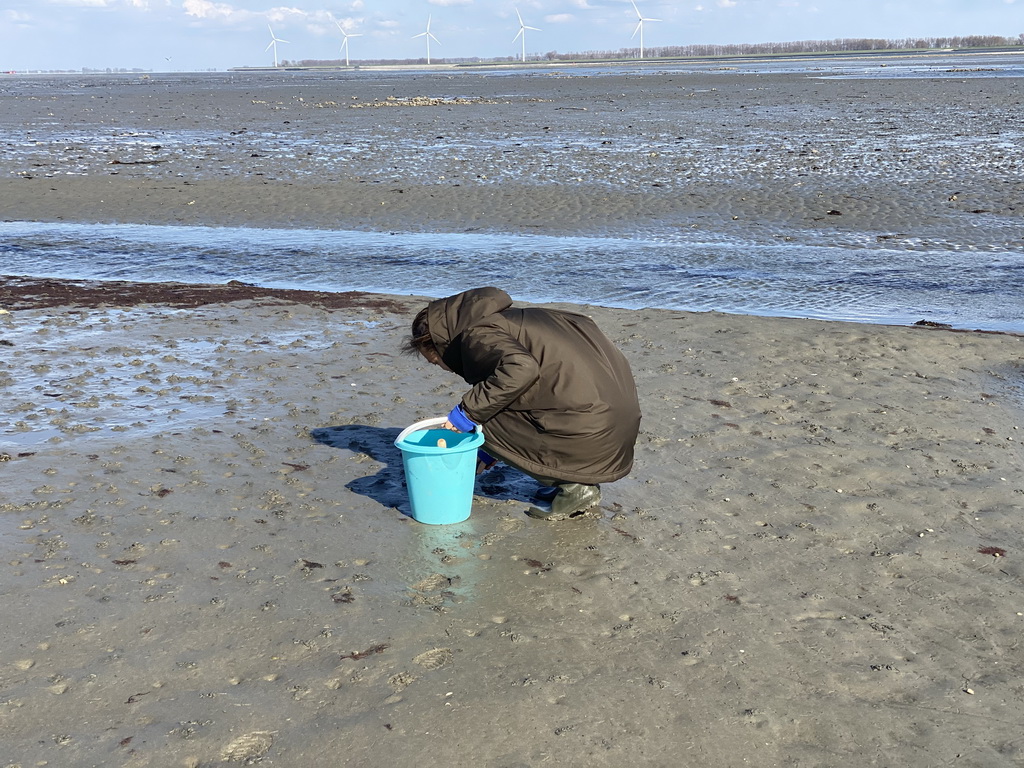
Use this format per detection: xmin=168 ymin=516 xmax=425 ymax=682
xmin=394 ymin=417 xmax=485 ymax=525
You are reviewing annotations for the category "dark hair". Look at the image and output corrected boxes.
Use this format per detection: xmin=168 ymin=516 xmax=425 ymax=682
xmin=402 ymin=306 xmax=437 ymax=357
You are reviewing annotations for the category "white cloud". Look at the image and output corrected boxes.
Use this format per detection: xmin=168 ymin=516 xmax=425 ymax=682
xmin=45 ymin=0 xmax=110 ymax=7
xmin=180 ymin=0 xmax=305 ymax=25
xmin=182 ymin=0 xmax=235 ymax=19
xmin=266 ymin=6 xmax=307 ymax=24
xmin=428 ymin=0 xmax=473 ymax=6
xmin=331 ymin=13 xmax=362 ymax=29
xmin=545 ymin=13 xmax=574 ymax=23
xmin=718 ymin=0 xmax=737 ymax=7
xmin=44 ymin=0 xmax=170 ymax=6
xmin=299 ymin=8 xmax=342 ymax=35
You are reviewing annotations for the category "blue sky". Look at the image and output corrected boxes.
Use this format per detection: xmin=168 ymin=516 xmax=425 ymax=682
xmin=2 ymin=0 xmax=1021 ymax=72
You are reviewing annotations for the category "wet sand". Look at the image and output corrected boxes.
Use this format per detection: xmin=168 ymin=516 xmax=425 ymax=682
xmin=2 ymin=67 xmax=1024 ymax=767
xmin=1 ymin=68 xmax=1021 ymax=248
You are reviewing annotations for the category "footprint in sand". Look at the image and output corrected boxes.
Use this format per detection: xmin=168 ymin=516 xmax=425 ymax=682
xmin=413 ymin=648 xmax=453 ymax=670
xmin=388 ymin=671 xmax=418 ymax=692
xmin=499 ymin=517 xmax=525 ymax=533
xmin=220 ymin=731 xmax=274 ymax=762
xmin=410 ymin=573 xmax=450 ymax=592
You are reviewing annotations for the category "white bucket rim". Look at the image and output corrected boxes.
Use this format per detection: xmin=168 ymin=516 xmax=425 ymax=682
xmin=395 ymin=416 xmax=482 ymax=445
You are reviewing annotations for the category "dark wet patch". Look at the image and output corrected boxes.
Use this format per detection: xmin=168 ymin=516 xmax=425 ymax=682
xmin=0 ymin=275 xmax=410 ymax=312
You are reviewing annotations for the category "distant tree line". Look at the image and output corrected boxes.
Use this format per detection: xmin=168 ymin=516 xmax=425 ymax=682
xmin=83 ymin=67 xmax=149 ymax=74
xmin=584 ymin=33 xmax=1024 ymax=61
xmin=281 ymin=33 xmax=1023 ymax=68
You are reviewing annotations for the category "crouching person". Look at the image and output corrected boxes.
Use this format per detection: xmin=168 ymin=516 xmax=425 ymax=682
xmin=404 ymin=287 xmax=641 ymax=521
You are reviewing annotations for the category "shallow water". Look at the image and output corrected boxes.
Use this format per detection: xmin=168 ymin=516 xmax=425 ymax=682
xmin=4 ymin=105 xmax=1020 ymax=190
xmin=2 ymin=220 xmax=1022 ymax=332
xmin=0 ymin=302 xmax=381 ymax=448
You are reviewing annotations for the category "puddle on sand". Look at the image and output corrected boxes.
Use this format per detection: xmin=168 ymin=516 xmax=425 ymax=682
xmin=0 ymin=306 xmax=377 ymax=449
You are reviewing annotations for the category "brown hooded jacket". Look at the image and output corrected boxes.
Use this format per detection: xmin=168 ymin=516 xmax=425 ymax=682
xmin=426 ymin=287 xmax=641 ymax=485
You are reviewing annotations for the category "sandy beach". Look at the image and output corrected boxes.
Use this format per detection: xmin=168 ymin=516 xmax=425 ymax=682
xmin=2 ymin=65 xmax=1024 ymax=767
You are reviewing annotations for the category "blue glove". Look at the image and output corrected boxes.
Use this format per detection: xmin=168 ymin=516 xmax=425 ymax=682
xmin=446 ymin=404 xmax=478 ymax=433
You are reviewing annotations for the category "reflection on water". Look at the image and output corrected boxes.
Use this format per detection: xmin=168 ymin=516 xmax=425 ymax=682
xmin=0 ymin=304 xmax=378 ymax=448
xmin=1 ymin=220 xmax=1022 ymax=333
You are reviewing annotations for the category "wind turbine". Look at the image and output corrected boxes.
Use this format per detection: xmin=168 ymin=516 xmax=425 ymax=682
xmin=265 ymin=24 xmax=289 ymax=67
xmin=629 ymin=0 xmax=660 ymax=60
xmin=335 ymin=20 xmax=362 ymax=67
xmin=412 ymin=15 xmax=440 ymax=64
xmin=513 ymin=8 xmax=540 ymax=63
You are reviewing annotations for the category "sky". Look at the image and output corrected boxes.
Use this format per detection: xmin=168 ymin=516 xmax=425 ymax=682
xmin=1 ymin=0 xmax=1021 ymax=72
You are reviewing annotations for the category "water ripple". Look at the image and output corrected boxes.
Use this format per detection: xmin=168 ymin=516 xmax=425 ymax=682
xmin=1 ymin=220 xmax=1021 ymax=333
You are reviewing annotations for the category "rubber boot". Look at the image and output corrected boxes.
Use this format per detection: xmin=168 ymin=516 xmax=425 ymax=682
xmin=527 ymin=483 xmax=601 ymax=521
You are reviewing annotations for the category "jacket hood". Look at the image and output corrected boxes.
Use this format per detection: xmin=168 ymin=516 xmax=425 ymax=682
xmin=426 ymin=287 xmax=513 ymax=374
